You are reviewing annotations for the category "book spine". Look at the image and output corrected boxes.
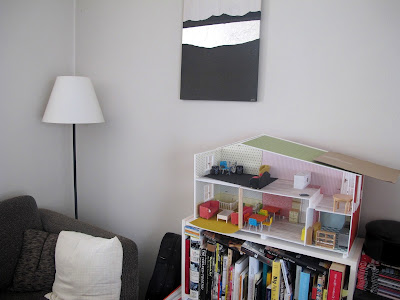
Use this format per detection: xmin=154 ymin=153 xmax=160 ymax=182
xmin=190 ymin=236 xmax=201 ymax=299
xmin=262 ymin=263 xmax=269 ymax=300
xmin=299 ymin=271 xmax=311 ymax=300
xmin=294 ymin=265 xmax=302 ymax=300
xmin=185 ymin=236 xmax=190 ymax=295
xmin=327 ymin=270 xmax=342 ymax=300
xmin=272 ymin=259 xmax=281 ymax=300
xmin=199 ymin=247 xmax=207 ymax=300
xmin=316 ymin=274 xmax=326 ymax=300
xmin=206 ymin=241 xmax=216 ymax=300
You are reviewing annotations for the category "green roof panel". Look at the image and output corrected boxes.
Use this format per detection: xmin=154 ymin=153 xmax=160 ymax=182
xmin=243 ymin=135 xmax=327 ymax=163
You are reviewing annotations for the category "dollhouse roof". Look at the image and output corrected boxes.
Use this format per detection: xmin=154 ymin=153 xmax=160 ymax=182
xmin=243 ymin=134 xmax=400 ymax=183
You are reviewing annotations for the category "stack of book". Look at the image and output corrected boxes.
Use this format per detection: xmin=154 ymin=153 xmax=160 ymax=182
xmin=357 ymin=252 xmax=400 ymax=300
xmin=184 ymin=227 xmax=349 ymax=300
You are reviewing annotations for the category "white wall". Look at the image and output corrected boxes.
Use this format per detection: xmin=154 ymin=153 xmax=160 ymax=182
xmin=0 ymin=0 xmax=75 ymax=213
xmin=75 ymin=0 xmax=400 ymax=297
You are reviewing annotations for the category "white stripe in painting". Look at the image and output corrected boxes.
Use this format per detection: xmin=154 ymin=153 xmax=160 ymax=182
xmin=183 ymin=0 xmax=261 ymax=22
xmin=182 ymin=20 xmax=260 ymax=48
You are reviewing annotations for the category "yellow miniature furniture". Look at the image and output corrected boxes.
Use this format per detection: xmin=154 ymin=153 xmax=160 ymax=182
xmin=262 ymin=217 xmax=273 ymax=231
xmin=312 ymin=222 xmax=321 ymax=241
xmin=258 ymin=209 xmax=268 ymax=216
xmin=259 ymin=165 xmax=270 ymax=175
xmin=301 ymin=227 xmax=305 ymax=241
xmin=333 ymin=194 xmax=353 ymax=214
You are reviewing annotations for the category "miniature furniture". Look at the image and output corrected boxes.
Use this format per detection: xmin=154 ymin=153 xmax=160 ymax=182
xmin=263 ymin=205 xmax=281 ymax=220
xmin=230 ymin=206 xmax=253 ymax=225
xmin=333 ymin=194 xmax=353 ymax=214
xmin=249 ymin=171 xmax=272 ymax=189
xmin=0 ymin=195 xmax=138 ymax=300
xmin=219 ymin=161 xmax=230 ymax=174
xmin=289 ymin=209 xmax=299 ymax=223
xmin=248 ymin=218 xmax=260 ymax=231
xmin=199 ymin=200 xmax=219 ymax=219
xmin=217 ymin=210 xmax=234 ymax=223
xmin=258 ymin=209 xmax=268 ymax=216
xmin=219 ymin=199 xmax=238 ymax=211
xmin=316 ymin=230 xmax=336 ymax=249
xmin=262 ymin=216 xmax=273 ymax=231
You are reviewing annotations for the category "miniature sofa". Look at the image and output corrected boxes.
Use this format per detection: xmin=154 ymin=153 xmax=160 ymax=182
xmin=0 ymin=195 xmax=138 ymax=300
xmin=199 ymin=200 xmax=219 ymax=219
xmin=249 ymin=171 xmax=272 ymax=189
xmin=231 ymin=206 xmax=253 ymax=225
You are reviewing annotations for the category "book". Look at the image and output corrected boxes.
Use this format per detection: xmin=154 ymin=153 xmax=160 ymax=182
xmin=254 ymin=275 xmax=263 ymax=300
xmin=327 ymin=263 xmax=346 ymax=300
xmin=294 ymin=265 xmax=302 ymax=300
xmin=262 ymin=263 xmax=270 ymax=300
xmin=281 ymin=259 xmax=293 ymax=300
xmin=272 ymin=258 xmax=282 ymax=300
xmin=316 ymin=274 xmax=326 ymax=300
xmin=189 ymin=236 xmax=201 ymax=299
xmin=248 ymin=256 xmax=262 ymax=300
xmin=267 ymin=284 xmax=272 ymax=300
xmin=199 ymin=246 xmax=207 ymax=300
xmin=241 ymin=241 xmax=274 ymax=266
xmin=206 ymin=240 xmax=216 ymax=300
xmin=265 ymin=246 xmax=329 ymax=276
xmin=185 ymin=236 xmax=190 ymax=294
xmin=239 ymin=266 xmax=249 ymax=300
xmin=233 ymin=255 xmax=249 ymax=300
xmin=299 ymin=269 xmax=311 ymax=300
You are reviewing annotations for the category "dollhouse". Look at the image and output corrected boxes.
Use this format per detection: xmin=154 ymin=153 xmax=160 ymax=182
xmin=190 ymin=134 xmax=400 ymax=257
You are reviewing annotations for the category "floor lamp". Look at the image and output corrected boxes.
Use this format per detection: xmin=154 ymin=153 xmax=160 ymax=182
xmin=42 ymin=76 xmax=104 ymax=219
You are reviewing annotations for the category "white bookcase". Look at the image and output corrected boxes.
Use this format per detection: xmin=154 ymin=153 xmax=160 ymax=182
xmin=182 ymin=134 xmax=398 ymax=300
xmin=181 ymin=215 xmax=363 ymax=300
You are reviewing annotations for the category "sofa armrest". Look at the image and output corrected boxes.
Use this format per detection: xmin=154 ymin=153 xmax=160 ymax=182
xmin=39 ymin=209 xmax=138 ymax=300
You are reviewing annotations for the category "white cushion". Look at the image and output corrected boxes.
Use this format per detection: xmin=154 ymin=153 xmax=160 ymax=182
xmin=45 ymin=231 xmax=123 ymax=300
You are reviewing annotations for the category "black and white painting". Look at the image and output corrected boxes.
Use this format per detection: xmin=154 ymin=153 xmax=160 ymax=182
xmin=180 ymin=0 xmax=262 ymax=101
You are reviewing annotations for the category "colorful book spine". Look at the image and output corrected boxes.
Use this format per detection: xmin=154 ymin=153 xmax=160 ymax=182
xmin=262 ymin=263 xmax=270 ymax=300
xmin=316 ymin=274 xmax=326 ymax=300
xmin=327 ymin=263 xmax=346 ymax=300
xmin=294 ymin=265 xmax=302 ymax=300
xmin=299 ymin=269 xmax=311 ymax=300
xmin=248 ymin=256 xmax=261 ymax=300
xmin=272 ymin=259 xmax=281 ymax=300
xmin=199 ymin=247 xmax=207 ymax=300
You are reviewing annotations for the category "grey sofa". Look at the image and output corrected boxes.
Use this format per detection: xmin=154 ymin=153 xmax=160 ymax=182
xmin=0 ymin=195 xmax=138 ymax=300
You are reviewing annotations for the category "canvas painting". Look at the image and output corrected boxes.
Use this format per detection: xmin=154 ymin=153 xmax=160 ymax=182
xmin=180 ymin=0 xmax=262 ymax=101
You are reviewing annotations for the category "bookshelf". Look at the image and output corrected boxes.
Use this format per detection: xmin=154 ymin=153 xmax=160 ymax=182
xmin=181 ymin=215 xmax=364 ymax=300
xmin=183 ymin=134 xmax=397 ymax=299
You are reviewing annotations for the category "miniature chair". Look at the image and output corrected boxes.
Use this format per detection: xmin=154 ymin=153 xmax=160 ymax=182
xmin=333 ymin=194 xmax=353 ymax=214
xmin=219 ymin=161 xmax=230 ymax=174
xmin=262 ymin=217 xmax=273 ymax=232
xmin=258 ymin=209 xmax=268 ymax=216
xmin=243 ymin=213 xmax=251 ymax=226
xmin=248 ymin=218 xmax=259 ymax=231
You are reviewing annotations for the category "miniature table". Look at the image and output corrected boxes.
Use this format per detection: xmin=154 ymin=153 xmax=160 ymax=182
xmin=263 ymin=205 xmax=281 ymax=220
xmin=217 ymin=209 xmax=234 ymax=223
xmin=333 ymin=194 xmax=353 ymax=214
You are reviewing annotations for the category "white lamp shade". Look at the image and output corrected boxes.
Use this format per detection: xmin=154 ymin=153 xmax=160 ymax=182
xmin=43 ymin=76 xmax=105 ymax=124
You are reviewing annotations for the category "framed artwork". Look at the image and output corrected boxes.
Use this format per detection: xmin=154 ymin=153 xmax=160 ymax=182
xmin=180 ymin=0 xmax=262 ymax=102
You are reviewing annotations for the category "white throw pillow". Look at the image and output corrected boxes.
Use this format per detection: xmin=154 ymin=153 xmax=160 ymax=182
xmin=45 ymin=231 xmax=123 ymax=300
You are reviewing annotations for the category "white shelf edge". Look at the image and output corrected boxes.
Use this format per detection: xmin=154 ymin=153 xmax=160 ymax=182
xmin=183 ymin=215 xmax=363 ymax=267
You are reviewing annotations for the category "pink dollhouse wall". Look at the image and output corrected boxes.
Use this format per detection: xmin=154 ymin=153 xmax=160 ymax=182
xmin=262 ymin=194 xmax=293 ymax=218
xmin=262 ymin=151 xmax=343 ymax=196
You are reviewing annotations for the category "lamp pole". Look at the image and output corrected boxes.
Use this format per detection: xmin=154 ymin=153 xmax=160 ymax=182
xmin=73 ymin=124 xmax=78 ymax=219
